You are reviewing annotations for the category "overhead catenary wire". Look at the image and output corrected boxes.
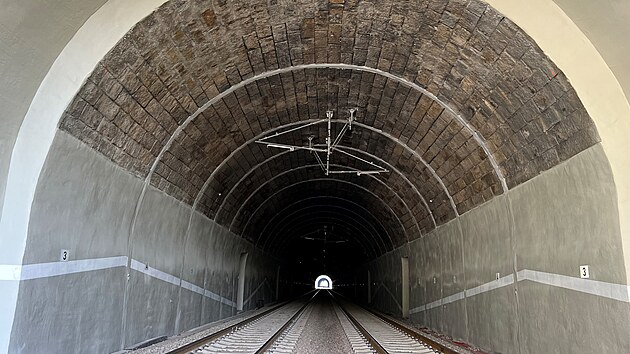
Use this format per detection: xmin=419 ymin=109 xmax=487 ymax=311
xmin=255 ymin=109 xmax=389 ymax=176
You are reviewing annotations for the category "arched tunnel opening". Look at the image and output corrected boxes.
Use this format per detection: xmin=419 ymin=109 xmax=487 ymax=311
xmin=2 ymin=0 xmax=630 ymax=353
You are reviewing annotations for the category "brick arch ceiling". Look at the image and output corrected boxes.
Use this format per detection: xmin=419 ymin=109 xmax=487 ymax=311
xmin=59 ymin=0 xmax=599 ymax=259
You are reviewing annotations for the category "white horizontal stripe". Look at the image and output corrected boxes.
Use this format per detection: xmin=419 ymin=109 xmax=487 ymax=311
xmin=130 ymin=259 xmax=179 ymax=286
xmin=130 ymin=259 xmax=236 ymax=307
xmin=0 ymin=265 xmax=22 ymax=281
xmin=518 ymin=269 xmax=630 ymax=303
xmin=465 ymin=274 xmax=515 ymax=297
xmin=181 ymin=280 xmax=205 ymax=295
xmin=423 ymin=298 xmax=443 ymax=311
xmin=381 ymin=283 xmax=403 ymax=310
xmin=7 ymin=257 xmax=630 ymax=312
xmin=21 ymin=256 xmax=128 ymax=280
xmin=442 ymin=291 xmax=466 ymax=305
xmin=244 ymin=278 xmax=268 ymax=306
xmin=409 ymin=304 xmax=425 ymax=314
xmin=204 ymin=289 xmax=222 ymax=303
xmin=180 ymin=279 xmax=236 ymax=306
xmin=203 ymin=289 xmax=235 ymax=307
xmin=1 ymin=257 xmax=242 ymax=308
xmin=0 ymin=256 xmax=129 ymax=281
xmin=410 ymin=275 xmax=513 ymax=314
xmin=411 ymin=269 xmax=630 ymax=314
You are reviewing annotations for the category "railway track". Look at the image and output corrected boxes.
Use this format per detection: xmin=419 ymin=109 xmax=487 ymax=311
xmin=333 ymin=297 xmax=452 ymax=353
xmin=166 ymin=292 xmax=317 ymax=354
xmin=166 ymin=290 xmax=458 ymax=354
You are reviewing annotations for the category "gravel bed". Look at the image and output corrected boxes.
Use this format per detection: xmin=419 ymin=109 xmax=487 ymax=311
xmin=375 ymin=311 xmax=488 ymax=354
xmin=266 ymin=301 xmax=314 ymax=353
xmin=292 ymin=296 xmax=353 ymax=354
xmin=115 ymin=298 xmax=485 ymax=354
xmin=118 ymin=303 xmax=283 ymax=354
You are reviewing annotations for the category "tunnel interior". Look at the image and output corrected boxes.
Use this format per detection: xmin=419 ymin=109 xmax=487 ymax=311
xmin=56 ymin=0 xmax=597 ymax=287
xmin=4 ymin=0 xmax=630 ymax=353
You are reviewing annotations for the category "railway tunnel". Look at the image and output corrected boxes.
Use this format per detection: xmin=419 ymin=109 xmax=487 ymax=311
xmin=1 ymin=0 xmax=630 ymax=353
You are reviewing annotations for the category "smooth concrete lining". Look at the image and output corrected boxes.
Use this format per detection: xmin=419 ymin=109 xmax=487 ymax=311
xmin=0 ymin=1 xmax=168 ymax=352
xmin=0 ymin=0 xmax=107 ymax=220
xmin=401 ymin=257 xmax=409 ymax=318
xmin=236 ymin=253 xmax=248 ymax=312
xmin=486 ymin=0 xmax=630 ymax=286
xmin=2 ymin=1 xmax=630 ymax=353
xmin=10 ymin=268 xmax=127 ymax=353
xmin=9 ymin=132 xmax=279 ymax=353
xmin=367 ymin=270 xmax=371 ymax=304
xmin=367 ymin=144 xmax=630 ymax=353
xmin=123 ymin=184 xmax=190 ymax=346
xmin=551 ymin=0 xmax=630 ymax=103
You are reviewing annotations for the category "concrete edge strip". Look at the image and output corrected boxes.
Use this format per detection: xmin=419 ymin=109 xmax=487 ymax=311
xmin=409 ymin=269 xmax=630 ymax=314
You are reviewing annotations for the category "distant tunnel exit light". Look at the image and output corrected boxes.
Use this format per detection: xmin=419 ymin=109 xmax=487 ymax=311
xmin=315 ymin=275 xmax=333 ymax=289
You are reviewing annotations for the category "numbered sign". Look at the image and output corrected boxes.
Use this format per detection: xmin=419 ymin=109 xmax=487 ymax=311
xmin=580 ymin=265 xmax=589 ymax=279
xmin=60 ymin=249 xmax=70 ymax=262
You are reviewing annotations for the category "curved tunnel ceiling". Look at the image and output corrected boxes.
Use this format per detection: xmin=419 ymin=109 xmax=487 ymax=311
xmin=58 ymin=0 xmax=599 ymax=260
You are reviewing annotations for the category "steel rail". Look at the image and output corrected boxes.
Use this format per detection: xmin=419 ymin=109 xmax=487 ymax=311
xmin=165 ymin=291 xmax=315 ymax=354
xmin=332 ymin=290 xmax=457 ymax=354
xmin=360 ymin=305 xmax=457 ymax=354
xmin=255 ymin=291 xmax=319 ymax=353
xmin=330 ymin=292 xmax=388 ymax=354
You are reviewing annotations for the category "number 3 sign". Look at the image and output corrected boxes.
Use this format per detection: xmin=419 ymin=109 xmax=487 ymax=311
xmin=580 ymin=265 xmax=589 ymax=279
xmin=60 ymin=249 xmax=70 ymax=262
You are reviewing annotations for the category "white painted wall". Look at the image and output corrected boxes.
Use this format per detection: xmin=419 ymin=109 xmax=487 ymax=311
xmin=0 ymin=1 xmax=167 ymax=352
xmin=485 ymin=0 xmax=630 ymax=285
xmin=0 ymin=0 xmax=108 ymax=221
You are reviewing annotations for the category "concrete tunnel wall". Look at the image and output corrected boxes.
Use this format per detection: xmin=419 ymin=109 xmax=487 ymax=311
xmin=365 ymin=144 xmax=630 ymax=353
xmin=8 ymin=131 xmax=279 ymax=353
xmin=2 ymin=0 xmax=630 ymax=353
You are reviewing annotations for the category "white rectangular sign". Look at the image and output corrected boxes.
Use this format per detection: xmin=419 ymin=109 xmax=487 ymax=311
xmin=580 ymin=265 xmax=589 ymax=279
